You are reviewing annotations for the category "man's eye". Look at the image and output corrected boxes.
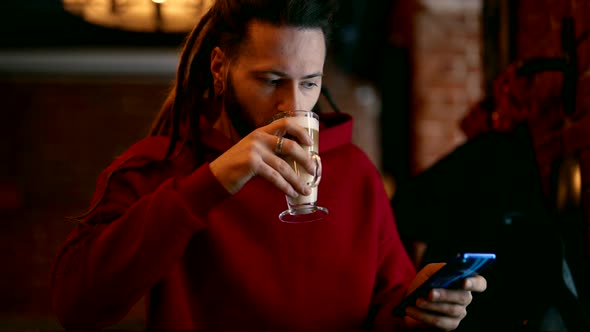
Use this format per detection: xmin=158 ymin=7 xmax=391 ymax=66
xmin=302 ymin=81 xmax=319 ymax=89
xmin=260 ymin=78 xmax=280 ymax=86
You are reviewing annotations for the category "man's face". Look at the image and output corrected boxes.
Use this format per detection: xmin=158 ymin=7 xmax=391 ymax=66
xmin=223 ymin=20 xmax=326 ymax=135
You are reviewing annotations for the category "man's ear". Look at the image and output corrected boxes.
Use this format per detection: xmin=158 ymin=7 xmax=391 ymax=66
xmin=210 ymin=47 xmax=228 ymax=84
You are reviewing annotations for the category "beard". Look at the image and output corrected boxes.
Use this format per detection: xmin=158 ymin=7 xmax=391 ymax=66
xmin=223 ymin=75 xmax=260 ymax=138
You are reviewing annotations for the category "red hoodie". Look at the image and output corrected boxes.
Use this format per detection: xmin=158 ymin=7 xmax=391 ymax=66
xmin=50 ymin=112 xmax=416 ymax=331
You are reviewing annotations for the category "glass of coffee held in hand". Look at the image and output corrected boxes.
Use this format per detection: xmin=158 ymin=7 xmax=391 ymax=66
xmin=278 ymin=110 xmax=328 ymax=223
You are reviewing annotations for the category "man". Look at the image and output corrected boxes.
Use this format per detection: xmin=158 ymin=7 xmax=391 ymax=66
xmin=50 ymin=1 xmax=486 ymax=330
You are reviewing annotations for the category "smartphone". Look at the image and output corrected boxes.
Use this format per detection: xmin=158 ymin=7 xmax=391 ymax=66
xmin=391 ymin=252 xmax=496 ymax=317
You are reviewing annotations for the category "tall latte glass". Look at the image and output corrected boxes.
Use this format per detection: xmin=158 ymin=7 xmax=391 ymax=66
xmin=278 ymin=111 xmax=328 ymax=223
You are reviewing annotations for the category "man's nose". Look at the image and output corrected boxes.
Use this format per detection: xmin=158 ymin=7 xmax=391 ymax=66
xmin=276 ymin=82 xmax=304 ymax=112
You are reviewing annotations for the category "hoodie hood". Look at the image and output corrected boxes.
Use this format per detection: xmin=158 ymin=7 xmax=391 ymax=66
xmin=317 ymin=111 xmax=354 ymax=153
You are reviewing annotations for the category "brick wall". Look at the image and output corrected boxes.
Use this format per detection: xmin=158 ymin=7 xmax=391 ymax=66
xmin=411 ymin=0 xmax=484 ymax=174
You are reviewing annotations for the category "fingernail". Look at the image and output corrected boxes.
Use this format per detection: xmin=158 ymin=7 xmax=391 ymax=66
xmin=465 ymin=279 xmax=472 ymax=288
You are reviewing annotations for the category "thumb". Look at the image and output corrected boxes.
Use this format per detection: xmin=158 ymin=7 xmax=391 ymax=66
xmin=407 ymin=263 xmax=445 ymax=294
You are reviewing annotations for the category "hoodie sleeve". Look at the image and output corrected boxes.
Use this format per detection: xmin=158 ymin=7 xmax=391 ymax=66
xmin=365 ymin=163 xmax=417 ymax=331
xmin=50 ymin=159 xmax=229 ymax=330
xmin=371 ymin=228 xmax=416 ymax=331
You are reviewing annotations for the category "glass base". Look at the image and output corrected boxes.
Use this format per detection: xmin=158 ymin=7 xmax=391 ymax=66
xmin=279 ymin=206 xmax=329 ymax=223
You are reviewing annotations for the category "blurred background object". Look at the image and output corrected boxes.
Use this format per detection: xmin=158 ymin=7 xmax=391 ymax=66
xmin=62 ymin=0 xmax=213 ymax=34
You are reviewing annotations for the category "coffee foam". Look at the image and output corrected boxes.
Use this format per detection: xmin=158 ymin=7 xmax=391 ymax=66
xmin=292 ymin=113 xmax=319 ymax=130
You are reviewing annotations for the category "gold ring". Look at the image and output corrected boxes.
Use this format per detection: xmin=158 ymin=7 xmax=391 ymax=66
xmin=275 ymin=136 xmax=285 ymax=155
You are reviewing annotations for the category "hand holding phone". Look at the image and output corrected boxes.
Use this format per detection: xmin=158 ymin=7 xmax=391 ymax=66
xmin=391 ymin=252 xmax=496 ymax=317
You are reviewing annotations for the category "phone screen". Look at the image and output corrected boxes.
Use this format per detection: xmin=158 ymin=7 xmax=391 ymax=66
xmin=391 ymin=252 xmax=496 ymax=317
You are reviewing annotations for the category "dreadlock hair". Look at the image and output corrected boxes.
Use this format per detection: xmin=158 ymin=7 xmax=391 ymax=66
xmin=149 ymin=0 xmax=339 ymax=162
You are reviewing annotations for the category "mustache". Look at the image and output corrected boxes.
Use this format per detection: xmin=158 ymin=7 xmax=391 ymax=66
xmin=267 ymin=111 xmax=292 ymax=124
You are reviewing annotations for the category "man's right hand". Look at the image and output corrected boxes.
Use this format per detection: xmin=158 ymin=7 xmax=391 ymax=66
xmin=209 ymin=117 xmax=316 ymax=197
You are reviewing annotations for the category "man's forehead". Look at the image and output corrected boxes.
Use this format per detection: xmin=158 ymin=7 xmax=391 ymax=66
xmin=241 ymin=20 xmax=325 ymax=54
xmin=236 ymin=20 xmax=326 ymax=73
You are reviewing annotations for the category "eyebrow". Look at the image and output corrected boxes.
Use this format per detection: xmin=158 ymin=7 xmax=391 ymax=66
xmin=254 ymin=70 xmax=323 ymax=80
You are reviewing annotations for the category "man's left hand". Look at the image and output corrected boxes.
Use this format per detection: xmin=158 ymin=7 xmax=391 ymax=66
xmin=403 ymin=263 xmax=488 ymax=331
